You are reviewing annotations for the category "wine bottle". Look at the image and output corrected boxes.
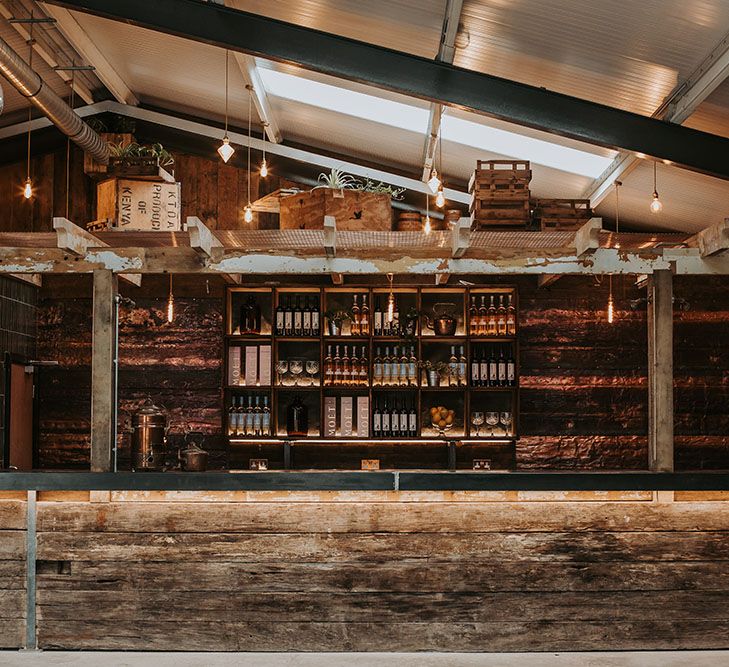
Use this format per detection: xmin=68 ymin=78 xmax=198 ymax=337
xmin=235 ymin=396 xmax=245 ymax=436
xmin=392 ymin=346 xmax=400 ymax=386
xmin=359 ymin=346 xmax=368 ymax=386
xmin=275 ymin=297 xmax=285 ymax=336
xmin=324 ymin=345 xmax=333 ymax=386
xmin=373 ymin=399 xmax=382 ymax=437
xmin=252 ymin=395 xmax=262 ymax=436
xmin=286 ymin=396 xmax=308 ymax=437
xmin=408 ymin=400 xmax=417 ymax=437
xmin=480 ymin=349 xmax=490 ymax=388
xmin=477 ymin=296 xmax=488 ymax=335
xmin=506 ymin=294 xmax=516 ymax=336
xmin=408 ymin=346 xmax=418 ymax=387
xmin=374 ymin=297 xmax=382 ymax=336
xmin=448 ymin=346 xmax=458 ymax=387
xmin=228 ymin=396 xmax=237 ymax=436
xmin=262 ymin=395 xmax=271 ymax=436
xmin=507 ymin=348 xmax=516 ymax=387
xmin=373 ymin=346 xmax=383 ymax=386
xmin=284 ymin=296 xmax=293 ymax=336
xmin=469 ymin=296 xmax=478 ymax=336
xmin=497 ymin=296 xmax=507 ymax=336
xmin=458 ymin=345 xmax=467 ymax=387
xmin=342 ymin=345 xmax=351 ymax=386
xmin=351 ymin=294 xmax=360 ymax=336
xmin=400 ymin=400 xmax=408 ymax=438
xmin=382 ymin=398 xmax=391 ymax=436
xmin=496 ymin=348 xmax=506 ymax=387
xmin=471 ymin=350 xmax=481 ymax=387
xmin=302 ymin=296 xmax=312 ymax=337
xmin=293 ymin=296 xmax=303 ymax=336
xmin=383 ymin=346 xmax=392 ymax=386
xmin=360 ymin=294 xmax=370 ymax=335
xmin=250 ymin=296 xmax=261 ymax=335
xmin=311 ymin=296 xmax=320 ymax=336
xmin=390 ymin=398 xmax=399 ymax=437
xmin=399 ymin=347 xmax=408 ymax=387
xmin=489 ymin=347 xmax=498 ymax=387
xmin=245 ymin=394 xmax=254 ymax=436
xmin=488 ymin=296 xmax=497 ymax=336
xmin=333 ymin=345 xmax=342 ymax=386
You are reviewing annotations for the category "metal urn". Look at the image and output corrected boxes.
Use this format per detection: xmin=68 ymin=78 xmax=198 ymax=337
xmin=131 ymin=399 xmax=167 ymax=471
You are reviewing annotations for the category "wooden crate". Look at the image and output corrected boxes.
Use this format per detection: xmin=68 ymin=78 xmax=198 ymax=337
xmin=96 ymin=177 xmax=182 ymax=231
xmin=83 ymin=132 xmax=135 ymax=178
xmin=279 ymin=188 xmax=392 ymax=230
xmin=470 ymin=199 xmax=531 ymax=229
xmin=533 ymin=198 xmax=592 ymax=231
xmin=468 ymin=160 xmax=532 ymax=200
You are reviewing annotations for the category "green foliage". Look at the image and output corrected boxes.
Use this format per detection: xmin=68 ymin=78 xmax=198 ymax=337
xmin=314 ymin=170 xmax=405 ymax=199
xmin=109 ymin=142 xmax=174 ymax=167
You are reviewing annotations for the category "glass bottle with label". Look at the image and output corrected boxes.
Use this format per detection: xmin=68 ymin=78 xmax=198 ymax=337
xmin=351 ymin=294 xmax=360 ymax=336
xmin=373 ymin=347 xmax=383 ymax=386
xmin=506 ymin=294 xmax=516 ymax=336
xmin=360 ymin=294 xmax=370 ymax=335
xmin=286 ymin=396 xmax=308 ymax=437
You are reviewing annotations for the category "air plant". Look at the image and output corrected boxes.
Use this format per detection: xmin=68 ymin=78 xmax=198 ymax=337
xmin=315 ymin=169 xmax=359 ymax=190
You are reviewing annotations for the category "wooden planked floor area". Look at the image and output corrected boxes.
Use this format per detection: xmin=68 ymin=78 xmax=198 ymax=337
xmin=24 ymin=495 xmax=729 ymax=651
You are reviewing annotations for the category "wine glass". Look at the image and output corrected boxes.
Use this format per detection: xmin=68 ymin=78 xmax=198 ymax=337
xmin=470 ymin=411 xmax=485 ymax=437
xmin=289 ymin=359 xmax=304 ymax=386
xmin=305 ymin=360 xmax=320 ymax=386
xmin=500 ymin=411 xmax=512 ymax=437
xmin=275 ymin=359 xmax=289 ymax=386
xmin=485 ymin=411 xmax=499 ymax=437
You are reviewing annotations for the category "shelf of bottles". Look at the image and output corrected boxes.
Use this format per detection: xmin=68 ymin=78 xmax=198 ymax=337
xmin=224 ymin=283 xmax=519 ymax=452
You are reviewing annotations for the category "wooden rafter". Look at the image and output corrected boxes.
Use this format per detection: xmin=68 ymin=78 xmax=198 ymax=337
xmin=692 ymin=219 xmax=729 ymax=257
xmin=185 ymin=217 xmax=240 ymax=284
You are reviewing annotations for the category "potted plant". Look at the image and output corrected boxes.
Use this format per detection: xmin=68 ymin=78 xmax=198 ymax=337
xmin=419 ymin=360 xmax=451 ymax=388
xmin=108 ymin=142 xmax=175 ymax=178
xmin=324 ymin=309 xmax=352 ymax=336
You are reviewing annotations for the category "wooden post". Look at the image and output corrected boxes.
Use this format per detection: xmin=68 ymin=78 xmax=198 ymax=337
xmin=91 ymin=269 xmax=118 ymax=472
xmin=647 ymin=269 xmax=674 ymax=472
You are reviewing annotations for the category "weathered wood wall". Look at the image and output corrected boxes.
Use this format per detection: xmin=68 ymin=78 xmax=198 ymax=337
xmin=26 ymin=495 xmax=729 ymax=651
xmin=0 ymin=497 xmax=26 ymax=648
xmin=34 ymin=274 xmax=729 ymax=470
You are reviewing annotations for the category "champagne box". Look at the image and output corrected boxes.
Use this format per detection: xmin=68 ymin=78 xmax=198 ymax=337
xmin=324 ymin=397 xmax=337 ymax=437
xmin=244 ymin=346 xmax=258 ymax=386
xmin=357 ymin=396 xmax=370 ymax=437
xmin=228 ymin=346 xmax=241 ymax=386
xmin=341 ymin=397 xmax=353 ymax=437
xmin=259 ymin=345 xmax=271 ymax=386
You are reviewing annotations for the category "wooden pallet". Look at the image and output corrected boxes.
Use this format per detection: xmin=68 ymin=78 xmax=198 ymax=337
xmin=533 ymin=198 xmax=592 ymax=231
xmin=468 ymin=160 xmax=532 ymax=195
xmin=470 ymin=198 xmax=531 ymax=229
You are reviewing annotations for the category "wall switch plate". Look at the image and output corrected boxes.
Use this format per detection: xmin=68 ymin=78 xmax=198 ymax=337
xmin=473 ymin=459 xmax=491 ymax=470
xmin=250 ymin=458 xmax=269 ymax=471
xmin=361 ymin=459 xmax=380 ymax=470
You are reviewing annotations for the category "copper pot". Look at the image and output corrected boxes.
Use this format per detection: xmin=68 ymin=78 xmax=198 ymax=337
xmin=180 ymin=444 xmax=208 ymax=472
xmin=131 ymin=400 xmax=167 ymax=471
xmin=424 ymin=303 xmax=458 ymax=336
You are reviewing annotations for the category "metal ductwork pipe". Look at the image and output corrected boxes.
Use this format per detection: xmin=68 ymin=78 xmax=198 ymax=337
xmin=0 ymin=35 xmax=109 ymax=164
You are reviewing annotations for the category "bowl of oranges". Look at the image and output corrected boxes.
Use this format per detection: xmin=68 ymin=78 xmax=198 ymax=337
xmin=430 ymin=405 xmax=455 ymax=436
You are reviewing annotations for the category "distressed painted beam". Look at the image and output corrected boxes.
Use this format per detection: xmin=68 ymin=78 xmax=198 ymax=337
xmin=451 ymin=217 xmax=471 ymax=258
xmin=330 ymin=272 xmax=344 ymax=285
xmin=574 ymin=218 xmax=603 ymax=257
xmin=52 ymin=217 xmax=142 ymax=286
xmin=323 ymin=215 xmax=336 ymax=259
xmin=435 ymin=273 xmax=450 ymax=285
xmin=90 ymin=269 xmax=117 ymax=472
xmin=694 ymin=218 xmax=729 ymax=257
xmin=647 ymin=269 xmax=674 ymax=472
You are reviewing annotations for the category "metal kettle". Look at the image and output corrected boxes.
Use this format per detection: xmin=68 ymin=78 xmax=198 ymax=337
xmin=424 ymin=302 xmax=458 ymax=336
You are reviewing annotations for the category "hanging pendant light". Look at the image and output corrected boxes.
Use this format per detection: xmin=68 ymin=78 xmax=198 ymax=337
xmin=243 ymin=85 xmax=254 ymax=224
xmin=607 ymin=181 xmax=621 ymax=324
xmin=217 ymin=50 xmax=235 ymax=163
xmin=423 ymin=189 xmax=432 ymax=235
xmin=435 ymin=133 xmax=446 ymax=208
xmin=386 ymin=273 xmax=395 ymax=324
xmin=650 ymin=161 xmax=663 ymax=214
xmin=427 ymin=168 xmax=441 ymax=194
xmin=260 ymin=122 xmax=269 ymax=177
xmin=22 ymin=19 xmax=34 ymax=199
xmin=167 ymin=275 xmax=174 ymax=323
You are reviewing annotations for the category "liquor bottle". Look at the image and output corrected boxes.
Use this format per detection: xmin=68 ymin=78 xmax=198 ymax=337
xmin=471 ymin=350 xmax=481 ymax=387
xmin=478 ymin=296 xmax=488 ymax=335
xmin=458 ymin=345 xmax=467 ymax=387
xmin=359 ymin=346 xmax=368 ymax=386
xmin=383 ymin=346 xmax=392 ymax=386
xmin=506 ymin=295 xmax=516 ymax=336
xmin=374 ymin=297 xmax=383 ymax=336
xmin=408 ymin=400 xmax=418 ymax=437
xmin=382 ymin=398 xmax=391 ymax=436
xmin=228 ymin=396 xmax=237 ymax=436
xmin=252 ymin=395 xmax=263 ymax=436
xmin=286 ymin=395 xmax=308 ymax=437
xmin=399 ymin=347 xmax=409 ymax=387
xmin=497 ymin=348 xmax=507 ymax=387
xmin=480 ymin=349 xmax=490 ymax=388
xmin=488 ymin=296 xmax=498 ymax=336
xmin=507 ymin=347 xmax=516 ymax=387
xmin=284 ymin=296 xmax=293 ymax=336
xmin=293 ymin=296 xmax=303 ymax=336
xmin=262 ymin=395 xmax=271 ymax=436
xmin=275 ymin=297 xmax=285 ymax=336
xmin=400 ymin=400 xmax=408 ymax=438
xmin=341 ymin=345 xmax=350 ymax=386
xmin=324 ymin=345 xmax=333 ymax=386
xmin=469 ymin=296 xmax=478 ymax=336
xmin=351 ymin=294 xmax=360 ymax=336
xmin=489 ymin=347 xmax=498 ymax=387
xmin=373 ymin=347 xmax=383 ymax=386
xmin=408 ymin=346 xmax=418 ymax=387
xmin=302 ymin=296 xmax=312 ymax=337
xmin=497 ymin=296 xmax=507 ymax=336
xmin=448 ymin=345 xmax=459 ymax=387
xmin=311 ymin=296 xmax=320 ymax=336
xmin=235 ymin=396 xmax=245 ymax=436
xmin=245 ymin=394 xmax=255 ymax=436
xmin=360 ymin=294 xmax=370 ymax=335
xmin=333 ymin=345 xmax=342 ymax=386
xmin=391 ymin=346 xmax=400 ymax=386
xmin=373 ymin=399 xmax=382 ymax=437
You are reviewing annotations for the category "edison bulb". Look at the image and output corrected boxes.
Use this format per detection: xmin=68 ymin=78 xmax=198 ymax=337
xmin=424 ymin=215 xmax=432 ymax=235
xmin=650 ymin=192 xmax=663 ymax=214
xmin=427 ymin=169 xmax=440 ymax=194
xmin=260 ymin=158 xmax=268 ymax=177
xmin=167 ymin=295 xmax=174 ymax=323
xmin=244 ymin=205 xmax=253 ymax=223
xmin=217 ymin=137 xmax=234 ymax=163
xmin=23 ymin=178 xmax=32 ymax=199
xmin=607 ymin=295 xmax=614 ymax=324
xmin=435 ymin=188 xmax=445 ymax=208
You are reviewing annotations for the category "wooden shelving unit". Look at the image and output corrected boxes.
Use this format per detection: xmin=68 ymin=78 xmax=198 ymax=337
xmin=224 ymin=284 xmax=519 ymax=471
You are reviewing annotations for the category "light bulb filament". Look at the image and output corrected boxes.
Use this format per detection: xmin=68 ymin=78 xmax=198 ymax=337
xmin=607 ymin=294 xmax=614 ymax=324
xmin=424 ymin=216 xmax=431 ymax=235
xmin=260 ymin=158 xmax=268 ymax=177
xmin=244 ymin=204 xmax=253 ymax=223
xmin=167 ymin=294 xmax=174 ymax=323
xmin=435 ymin=187 xmax=445 ymax=208
xmin=23 ymin=178 xmax=32 ymax=199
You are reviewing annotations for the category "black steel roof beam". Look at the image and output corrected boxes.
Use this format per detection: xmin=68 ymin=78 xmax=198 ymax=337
xmin=45 ymin=0 xmax=729 ymax=179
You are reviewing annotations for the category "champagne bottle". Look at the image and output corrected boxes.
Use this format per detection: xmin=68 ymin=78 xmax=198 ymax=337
xmin=245 ymin=394 xmax=254 ymax=436
xmin=252 ymin=395 xmax=262 ymax=437
xmin=235 ymin=396 xmax=245 ymax=436
xmin=342 ymin=345 xmax=351 ymax=386
xmin=228 ymin=396 xmax=237 ymax=436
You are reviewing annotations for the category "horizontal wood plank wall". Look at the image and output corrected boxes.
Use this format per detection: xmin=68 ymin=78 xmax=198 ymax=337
xmin=33 ymin=498 xmax=729 ymax=651
xmin=0 ymin=499 xmax=27 ymax=649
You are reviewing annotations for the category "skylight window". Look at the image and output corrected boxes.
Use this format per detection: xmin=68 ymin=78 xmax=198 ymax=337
xmin=258 ymin=68 xmax=615 ymax=179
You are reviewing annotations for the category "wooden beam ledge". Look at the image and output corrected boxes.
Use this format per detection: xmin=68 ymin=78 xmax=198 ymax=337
xmin=324 ymin=215 xmax=336 ymax=259
xmin=185 ymin=216 xmax=240 ymax=284
xmin=451 ymin=217 xmax=471 ymax=258
xmin=694 ymin=218 xmax=729 ymax=257
xmin=574 ymin=218 xmax=603 ymax=257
